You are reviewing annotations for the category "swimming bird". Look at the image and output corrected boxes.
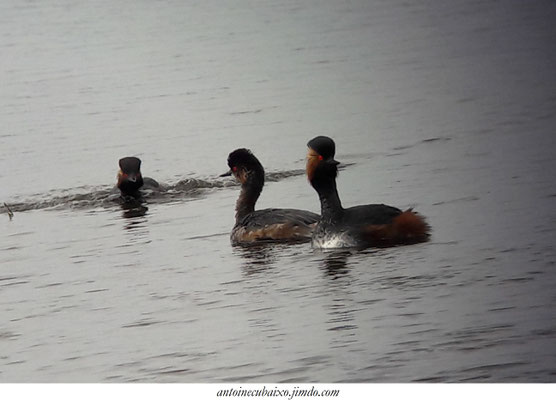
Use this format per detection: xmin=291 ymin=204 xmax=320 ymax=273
xmin=117 ymin=157 xmax=158 ymax=199
xmin=306 ymin=136 xmax=430 ymax=249
xmin=222 ymin=148 xmax=319 ymax=244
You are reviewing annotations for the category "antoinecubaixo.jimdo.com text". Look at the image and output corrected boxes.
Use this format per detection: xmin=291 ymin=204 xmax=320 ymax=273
xmin=216 ymin=385 xmax=340 ymax=400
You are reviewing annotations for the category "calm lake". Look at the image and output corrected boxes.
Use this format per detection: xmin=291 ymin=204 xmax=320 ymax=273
xmin=1 ymin=0 xmax=555 ymax=382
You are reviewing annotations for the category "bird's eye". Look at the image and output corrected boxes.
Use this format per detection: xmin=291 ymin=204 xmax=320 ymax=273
xmin=318 ymin=155 xmax=323 ymax=161
xmin=232 ymin=166 xmax=238 ymax=172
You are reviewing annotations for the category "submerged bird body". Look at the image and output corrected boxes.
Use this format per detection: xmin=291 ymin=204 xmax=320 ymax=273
xmin=117 ymin=156 xmax=158 ymax=199
xmin=232 ymin=208 xmax=319 ymax=243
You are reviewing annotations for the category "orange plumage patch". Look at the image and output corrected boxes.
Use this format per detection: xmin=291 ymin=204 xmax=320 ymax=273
xmin=392 ymin=210 xmax=430 ymax=240
xmin=361 ymin=210 xmax=430 ymax=246
xmin=232 ymin=222 xmax=315 ymax=243
xmin=306 ymin=148 xmax=321 ymax=181
xmin=117 ymin=170 xmax=125 ymax=187
xmin=233 ymin=167 xmax=248 ymax=185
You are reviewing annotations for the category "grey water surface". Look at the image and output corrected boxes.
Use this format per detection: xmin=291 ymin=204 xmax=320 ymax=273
xmin=1 ymin=0 xmax=556 ymax=382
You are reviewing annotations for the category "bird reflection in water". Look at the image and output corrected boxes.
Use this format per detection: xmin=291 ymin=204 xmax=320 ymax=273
xmin=119 ymin=201 xmax=151 ymax=242
xmin=233 ymin=242 xmax=292 ymax=275
xmin=320 ymin=250 xmax=353 ymax=279
xmin=120 ymin=197 xmax=148 ymax=220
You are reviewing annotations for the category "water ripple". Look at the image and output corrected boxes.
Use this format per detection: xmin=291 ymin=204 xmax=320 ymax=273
xmin=3 ymin=169 xmax=307 ymax=213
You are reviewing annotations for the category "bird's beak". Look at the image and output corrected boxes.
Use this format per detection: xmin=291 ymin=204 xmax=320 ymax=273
xmin=220 ymin=170 xmax=232 ymax=177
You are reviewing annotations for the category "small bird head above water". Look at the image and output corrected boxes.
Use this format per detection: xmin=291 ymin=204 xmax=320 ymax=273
xmin=117 ymin=156 xmax=144 ymax=195
xmin=306 ymin=136 xmax=339 ymax=182
xmin=221 ymin=148 xmax=265 ymax=186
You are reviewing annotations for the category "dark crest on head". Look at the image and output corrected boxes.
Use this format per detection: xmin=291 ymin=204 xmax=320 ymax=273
xmin=227 ymin=148 xmax=264 ymax=174
xmin=307 ymin=136 xmax=335 ymax=160
xmin=119 ymin=157 xmax=142 ymax=174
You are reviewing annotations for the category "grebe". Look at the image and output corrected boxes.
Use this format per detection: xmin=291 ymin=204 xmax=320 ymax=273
xmin=222 ymin=148 xmax=319 ymax=244
xmin=117 ymin=157 xmax=159 ymax=199
xmin=306 ymin=136 xmax=430 ymax=249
